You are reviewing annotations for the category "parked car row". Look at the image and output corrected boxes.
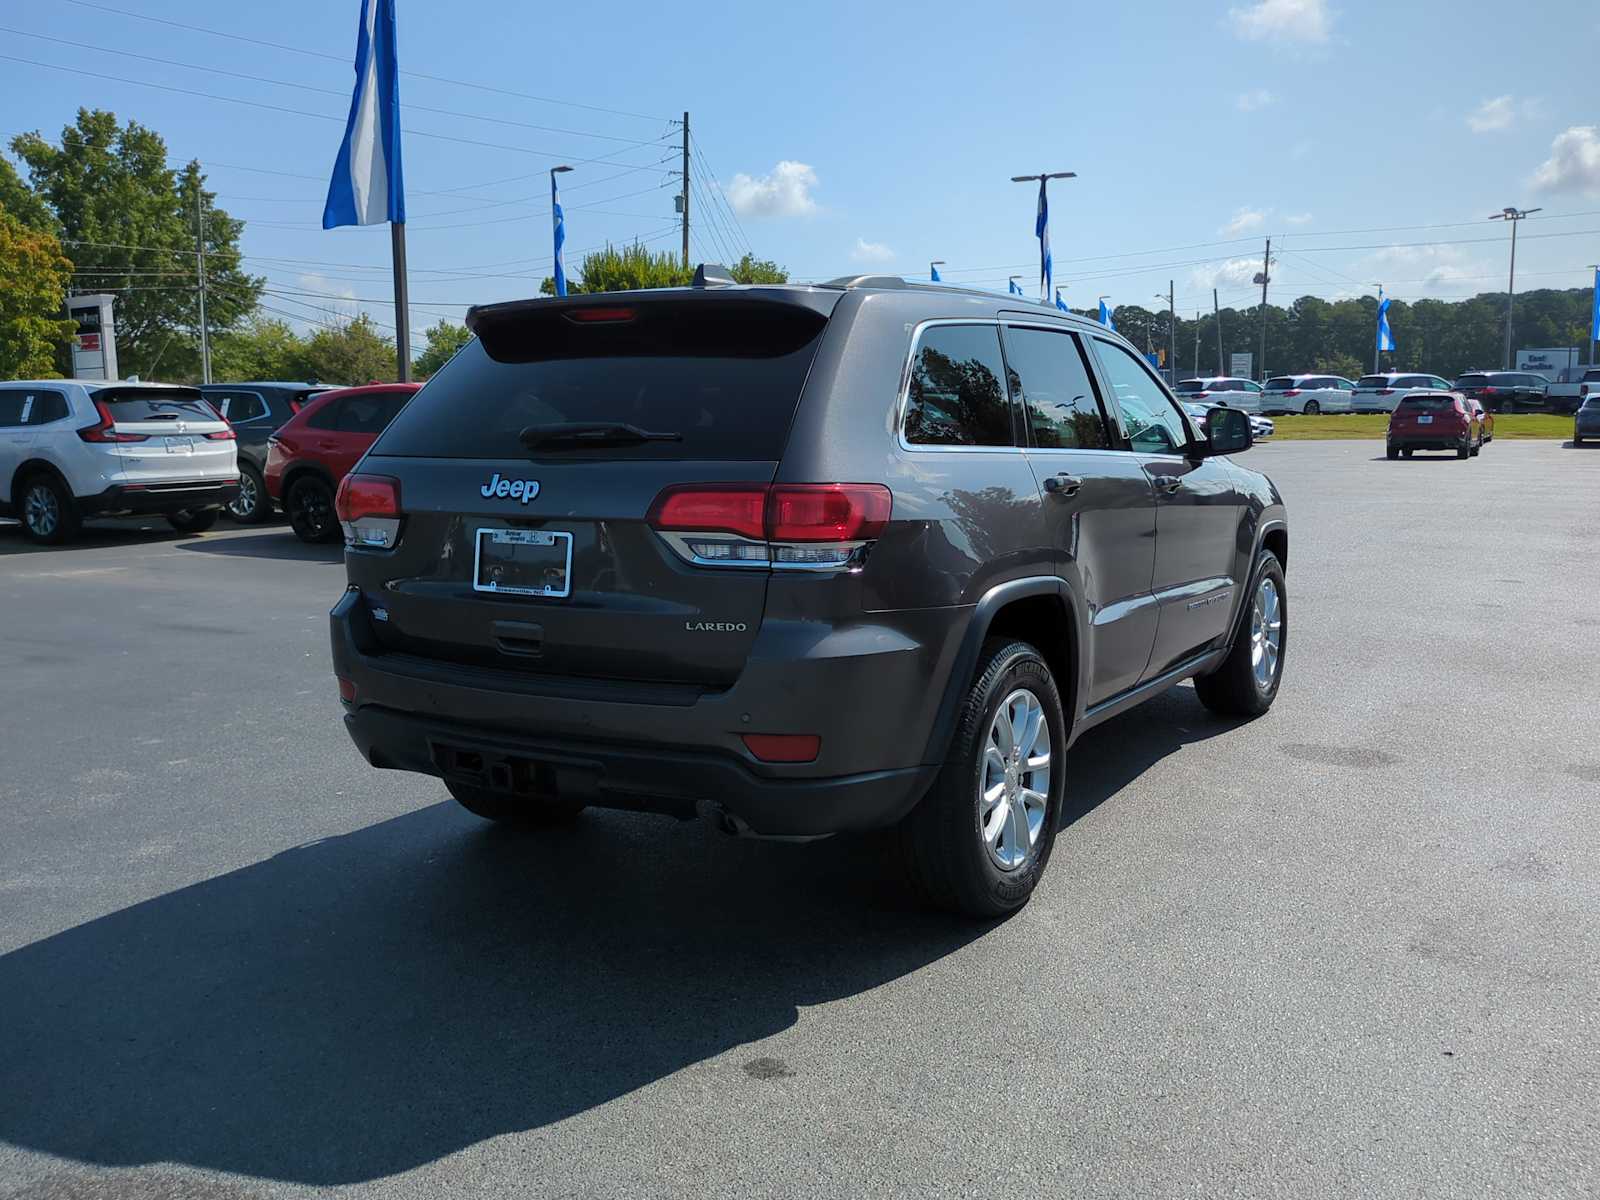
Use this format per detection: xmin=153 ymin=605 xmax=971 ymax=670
xmin=0 ymin=378 xmax=419 ymax=545
xmin=1178 ymin=367 xmax=1598 ymax=416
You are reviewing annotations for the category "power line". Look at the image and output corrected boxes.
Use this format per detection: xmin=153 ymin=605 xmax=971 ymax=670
xmin=57 ymin=0 xmax=669 ymax=124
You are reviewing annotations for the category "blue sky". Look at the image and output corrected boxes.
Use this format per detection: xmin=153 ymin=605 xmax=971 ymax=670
xmin=5 ymin=0 xmax=1599 ymax=352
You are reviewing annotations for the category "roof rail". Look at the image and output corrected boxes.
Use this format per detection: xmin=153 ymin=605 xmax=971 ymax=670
xmin=692 ymin=262 xmax=738 ymax=287
xmin=821 ymin=274 xmax=909 ymax=290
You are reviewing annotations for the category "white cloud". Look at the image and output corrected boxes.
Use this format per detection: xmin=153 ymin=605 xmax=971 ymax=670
xmin=1531 ymin=125 xmax=1600 ymax=196
xmin=1362 ymin=243 xmax=1484 ymax=293
xmin=725 ymin=160 xmax=818 ymax=218
xmin=1191 ymin=257 xmax=1265 ymax=292
xmin=1467 ymin=96 xmax=1515 ymax=133
xmin=1228 ymin=0 xmax=1332 ymax=43
xmin=849 ymin=237 xmax=894 ymax=264
xmin=1285 ymin=212 xmax=1314 ymax=225
xmin=1220 ymin=207 xmax=1266 ymax=236
xmin=297 ymin=272 xmax=357 ymax=306
xmin=1236 ymin=89 xmax=1276 ymax=112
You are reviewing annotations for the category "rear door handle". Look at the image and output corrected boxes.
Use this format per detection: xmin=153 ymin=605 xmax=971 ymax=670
xmin=1151 ymin=474 xmax=1182 ymax=495
xmin=1042 ymin=473 xmax=1083 ymax=497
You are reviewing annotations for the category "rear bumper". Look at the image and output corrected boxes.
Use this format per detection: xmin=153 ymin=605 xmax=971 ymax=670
xmin=1387 ymin=434 xmax=1468 ymax=451
xmin=80 ymin=478 xmax=240 ymax=517
xmin=329 ymin=588 xmax=953 ymax=836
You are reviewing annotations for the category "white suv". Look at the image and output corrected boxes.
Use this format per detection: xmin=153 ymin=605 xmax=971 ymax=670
xmin=1261 ymin=374 xmax=1356 ymax=414
xmin=1351 ymin=372 xmax=1452 ymax=414
xmin=0 ymin=381 xmax=239 ymax=545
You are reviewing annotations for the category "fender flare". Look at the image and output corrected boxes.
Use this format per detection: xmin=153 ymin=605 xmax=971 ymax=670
xmin=920 ymin=576 xmax=1084 ymax=767
xmin=1220 ymin=514 xmax=1288 ymax=655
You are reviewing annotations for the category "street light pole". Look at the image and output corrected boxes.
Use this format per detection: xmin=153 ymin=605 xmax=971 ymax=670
xmin=1588 ymin=263 xmax=1599 ymax=368
xmin=1010 ymin=171 xmax=1077 ymax=301
xmin=1489 ymin=206 xmax=1541 ymax=370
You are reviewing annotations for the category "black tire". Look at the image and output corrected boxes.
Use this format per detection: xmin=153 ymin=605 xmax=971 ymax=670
xmin=1575 ymin=433 xmax=1584 ymax=445
xmin=897 ymin=638 xmax=1066 ymax=919
xmin=227 ymin=462 xmax=270 ymax=524
xmin=1303 ymin=399 xmax=1321 ymax=415
xmin=1402 ymin=448 xmax=1414 ymax=458
xmin=15 ymin=472 xmax=81 ymax=545
xmin=287 ymin=475 xmax=339 ymax=543
xmin=446 ymin=780 xmax=586 ymax=828
xmin=1456 ymin=439 xmax=1471 ymax=460
xmin=1386 ymin=444 xmax=1399 ymax=460
xmin=167 ymin=509 xmax=219 ymax=534
xmin=1194 ymin=550 xmax=1286 ymax=719
xmin=1469 ymin=436 xmax=1482 ymax=457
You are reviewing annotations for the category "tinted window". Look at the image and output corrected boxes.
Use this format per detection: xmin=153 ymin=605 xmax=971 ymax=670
xmin=1094 ymin=339 xmax=1189 ymax=453
xmin=1356 ymin=376 xmax=1388 ymax=388
xmin=0 ymin=392 xmax=27 ymax=427
xmin=210 ymin=391 xmax=268 ymax=422
xmin=1586 ymin=370 xmax=1600 ymax=383
xmin=1174 ymin=380 xmax=1207 ymax=393
xmin=96 ymin=388 xmax=216 ymax=421
xmin=1455 ymin=374 xmax=1490 ymax=389
xmin=377 ymin=299 xmax=830 ymax=461
xmin=1395 ymin=395 xmax=1457 ymax=413
xmin=1002 ymin=326 xmax=1110 ymax=450
xmin=305 ymin=399 xmax=343 ymax=431
xmin=901 ymin=324 xmax=1013 ymax=447
xmin=337 ymin=391 xmax=411 ymax=435
xmin=1393 ymin=376 xmax=1430 ymax=389
xmin=26 ymin=391 xmax=69 ymax=424
xmin=1264 ymin=377 xmax=1296 ymax=390
xmin=1242 ymin=381 xmax=1263 ymax=393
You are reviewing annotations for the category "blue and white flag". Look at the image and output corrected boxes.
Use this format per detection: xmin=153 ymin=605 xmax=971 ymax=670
xmin=552 ymin=172 xmax=568 ymax=298
xmin=931 ymin=263 xmax=942 ymax=282
xmin=1098 ymin=298 xmax=1116 ymax=331
xmin=1377 ymin=290 xmax=1395 ymax=353
xmin=1036 ymin=179 xmax=1052 ymax=301
xmin=323 ymin=0 xmax=405 ymax=228
xmin=1055 ymin=288 xmax=1069 ymax=313
xmin=1591 ymin=269 xmax=1599 ymax=343
xmin=1008 ymin=278 xmax=1024 ymax=297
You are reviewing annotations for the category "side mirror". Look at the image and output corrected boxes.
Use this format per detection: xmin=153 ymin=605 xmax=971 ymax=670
xmin=1202 ymin=405 xmax=1252 ymax=455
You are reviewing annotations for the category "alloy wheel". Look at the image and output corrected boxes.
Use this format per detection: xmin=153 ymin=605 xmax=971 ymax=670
xmin=979 ymin=688 xmax=1051 ymax=871
xmin=1251 ymin=576 xmax=1283 ymax=691
xmin=23 ymin=483 xmax=59 ymax=539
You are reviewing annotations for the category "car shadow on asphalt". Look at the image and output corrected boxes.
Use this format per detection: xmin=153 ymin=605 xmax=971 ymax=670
xmin=0 ymin=689 xmax=1242 ymax=1186
xmin=0 ymin=519 xmax=193 ymax=556
xmin=175 ymin=528 xmax=345 ymax=562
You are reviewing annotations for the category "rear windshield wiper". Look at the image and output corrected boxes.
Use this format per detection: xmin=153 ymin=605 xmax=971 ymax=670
xmin=518 ymin=422 xmax=683 ymax=451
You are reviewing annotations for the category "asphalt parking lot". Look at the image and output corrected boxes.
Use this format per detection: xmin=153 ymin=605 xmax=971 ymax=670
xmin=2 ymin=439 xmax=1597 ymax=1200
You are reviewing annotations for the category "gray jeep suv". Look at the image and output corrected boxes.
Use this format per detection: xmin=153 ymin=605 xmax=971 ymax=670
xmin=329 ymin=268 xmax=1288 ymax=916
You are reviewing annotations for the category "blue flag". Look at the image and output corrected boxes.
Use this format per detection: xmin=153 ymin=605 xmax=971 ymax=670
xmin=552 ymin=172 xmax=568 ymax=298
xmin=931 ymin=264 xmax=941 ymax=282
xmin=1377 ymin=290 xmax=1395 ymax=352
xmin=1054 ymin=289 xmax=1069 ymax=313
xmin=1098 ymin=299 xmax=1115 ymax=332
xmin=1036 ymin=179 xmax=1052 ymax=302
xmin=1591 ymin=269 xmax=1600 ymax=343
xmin=323 ymin=0 xmax=405 ymax=228
xmin=1008 ymin=278 xmax=1024 ymax=296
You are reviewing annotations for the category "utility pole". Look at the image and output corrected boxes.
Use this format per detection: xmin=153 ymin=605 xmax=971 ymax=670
xmin=1168 ymin=279 xmax=1176 ymax=386
xmin=195 ymin=184 xmax=211 ymax=385
xmin=1193 ymin=310 xmax=1200 ymax=375
xmin=1372 ymin=283 xmax=1384 ymax=374
xmin=1213 ymin=287 xmax=1224 ymax=376
xmin=680 ymin=111 xmax=690 ymax=268
xmin=1589 ymin=264 xmax=1599 ymax=367
xmin=1489 ymin=206 xmax=1540 ymax=370
xmin=1256 ymin=237 xmax=1271 ymax=382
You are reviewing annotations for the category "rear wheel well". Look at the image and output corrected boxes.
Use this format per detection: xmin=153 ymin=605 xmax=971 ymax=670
xmin=9 ymin=458 xmax=73 ymax=506
xmin=983 ymin=594 xmax=1076 ymax=722
xmin=280 ymin=464 xmax=333 ymax=499
xmin=1262 ymin=527 xmax=1287 ymax=572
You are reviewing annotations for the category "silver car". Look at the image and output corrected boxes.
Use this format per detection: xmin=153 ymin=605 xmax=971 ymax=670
xmin=1575 ymin=394 xmax=1600 ymax=445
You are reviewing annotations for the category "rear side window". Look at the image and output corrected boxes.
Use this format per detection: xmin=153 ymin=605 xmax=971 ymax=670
xmin=1455 ymin=374 xmax=1489 ymax=389
xmin=1264 ymin=377 xmax=1296 ymax=390
xmin=304 ymin=399 xmax=343 ymax=431
xmin=337 ymin=392 xmax=411 ymax=434
xmin=1002 ymin=326 xmax=1110 ymax=450
xmin=1585 ymin=370 xmax=1600 ymax=384
xmin=1174 ymin=380 xmax=1207 ymax=393
xmin=0 ymin=392 xmax=27 ymax=427
xmin=1357 ymin=376 xmax=1387 ymax=388
xmin=1393 ymin=376 xmax=1429 ymax=389
xmin=209 ymin=391 xmax=269 ymax=422
xmin=902 ymin=324 xmax=1014 ymax=447
xmin=376 ymin=299 xmax=830 ymax=461
xmin=26 ymin=391 xmax=69 ymax=424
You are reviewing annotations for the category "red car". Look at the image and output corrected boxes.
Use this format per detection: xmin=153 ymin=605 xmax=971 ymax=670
xmin=264 ymin=383 xmax=420 ymax=542
xmin=1385 ymin=390 xmax=1483 ymax=460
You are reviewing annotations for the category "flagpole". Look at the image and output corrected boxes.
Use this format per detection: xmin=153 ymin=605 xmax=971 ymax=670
xmin=391 ymin=221 xmax=410 ymax=382
xmin=1373 ymin=284 xmax=1382 ymax=375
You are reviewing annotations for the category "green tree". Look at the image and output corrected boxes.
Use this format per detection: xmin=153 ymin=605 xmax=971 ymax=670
xmin=0 ymin=156 xmax=55 ymax=232
xmin=210 ymin=314 xmax=312 ymax=382
xmin=729 ymin=252 xmax=788 ymax=284
xmin=538 ymin=243 xmax=790 ymax=295
xmin=305 ymin=313 xmax=395 ymax=386
xmin=413 ymin=318 xmax=473 ymax=378
xmin=0 ymin=204 xmax=76 ymax=378
xmin=10 ymin=110 xmax=263 ymax=381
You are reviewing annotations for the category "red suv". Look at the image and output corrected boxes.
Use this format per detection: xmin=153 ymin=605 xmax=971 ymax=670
xmin=1386 ymin=391 xmax=1482 ymax=460
xmin=265 ymin=383 xmax=420 ymax=542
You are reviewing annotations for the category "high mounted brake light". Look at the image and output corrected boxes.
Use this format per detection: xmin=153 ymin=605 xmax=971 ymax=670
xmin=564 ymin=306 xmax=637 ymax=324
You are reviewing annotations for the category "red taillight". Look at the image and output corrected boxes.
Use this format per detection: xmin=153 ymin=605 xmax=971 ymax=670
xmin=564 ymin=306 xmax=637 ymax=324
xmin=1376 ymin=389 xmax=1395 ymax=396
xmin=1283 ymin=389 xmax=1301 ymax=397
xmin=767 ymin=484 xmax=892 ymax=542
xmin=205 ymin=426 xmax=236 ymax=441
xmin=741 ymin=733 xmax=820 ymax=763
xmin=1192 ymin=392 xmax=1209 ymax=400
xmin=647 ymin=486 xmax=767 ymax=540
xmin=1481 ymin=386 xmax=1497 ymax=395
xmin=76 ymin=398 xmax=149 ymax=443
xmin=337 ymin=676 xmax=357 ymax=704
xmin=335 ymin=473 xmax=402 ymax=522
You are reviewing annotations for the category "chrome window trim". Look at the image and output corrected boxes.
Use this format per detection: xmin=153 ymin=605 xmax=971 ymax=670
xmin=894 ymin=318 xmax=1024 ymax=454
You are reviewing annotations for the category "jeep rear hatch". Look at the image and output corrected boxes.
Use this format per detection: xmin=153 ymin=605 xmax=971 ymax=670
xmin=346 ymin=292 xmax=839 ymax=687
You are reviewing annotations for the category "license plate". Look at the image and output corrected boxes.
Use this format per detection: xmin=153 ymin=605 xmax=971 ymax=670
xmin=473 ymin=528 xmax=572 ymax=598
xmin=1418 ymin=415 xmax=1433 ymax=424
xmin=164 ymin=436 xmax=194 ymax=454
